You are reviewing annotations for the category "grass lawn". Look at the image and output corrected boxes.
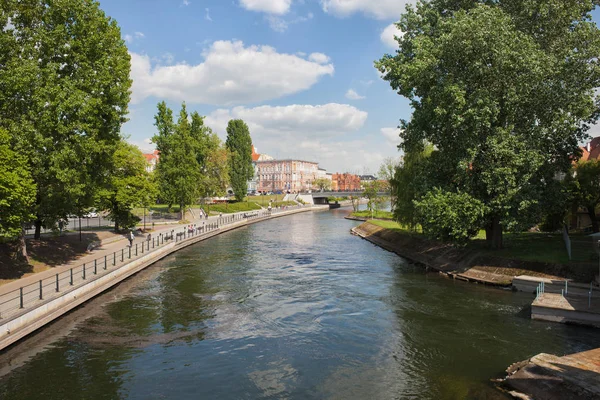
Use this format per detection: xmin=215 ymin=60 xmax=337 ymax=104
xmin=204 ymin=202 xmax=262 ymax=214
xmin=470 ymin=232 xmax=598 ymax=265
xmin=367 ymin=220 xmax=597 ymax=265
xmin=351 ymin=210 xmax=394 ymax=219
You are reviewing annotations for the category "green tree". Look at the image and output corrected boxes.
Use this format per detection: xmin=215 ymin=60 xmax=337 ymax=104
xmin=225 ymin=120 xmax=253 ymax=201
xmin=98 ymin=140 xmax=157 ymax=232
xmin=190 ymin=112 xmax=230 ymax=201
xmin=379 ymin=157 xmax=401 ymax=209
xmin=376 ymin=1 xmax=600 ymax=248
xmin=571 ymin=160 xmax=600 ymax=233
xmin=0 ymin=0 xmax=131 ymax=240
xmin=152 ymin=102 xmax=201 ymax=220
xmin=362 ymin=181 xmax=382 ymax=216
xmin=391 ymin=144 xmax=434 ymax=230
xmin=313 ymin=178 xmax=331 ymax=191
xmin=414 ymin=189 xmax=485 ymax=245
xmin=0 ymin=129 xmax=36 ymax=261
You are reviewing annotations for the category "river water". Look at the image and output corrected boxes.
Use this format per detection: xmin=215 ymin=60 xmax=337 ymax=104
xmin=0 ymin=209 xmax=598 ymax=399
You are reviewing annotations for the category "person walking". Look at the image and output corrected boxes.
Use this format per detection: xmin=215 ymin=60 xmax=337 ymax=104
xmin=128 ymin=230 xmax=134 ymax=247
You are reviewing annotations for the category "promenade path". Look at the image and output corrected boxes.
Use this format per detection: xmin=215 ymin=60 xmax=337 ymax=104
xmin=0 ymin=206 xmax=307 ymax=323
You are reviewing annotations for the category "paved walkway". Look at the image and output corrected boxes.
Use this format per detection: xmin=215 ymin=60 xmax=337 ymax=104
xmin=0 ymin=207 xmax=307 ymax=321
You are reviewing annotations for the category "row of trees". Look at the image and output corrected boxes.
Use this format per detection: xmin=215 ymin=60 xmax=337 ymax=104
xmin=152 ymin=101 xmax=254 ymax=216
xmin=378 ymin=0 xmax=600 ymax=248
xmin=0 ymin=1 xmax=255 ymax=262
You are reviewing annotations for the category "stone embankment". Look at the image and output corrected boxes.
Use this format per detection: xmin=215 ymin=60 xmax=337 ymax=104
xmin=351 ymin=221 xmax=516 ymax=285
xmin=0 ymin=206 xmax=323 ymax=351
xmin=498 ymin=348 xmax=600 ymax=400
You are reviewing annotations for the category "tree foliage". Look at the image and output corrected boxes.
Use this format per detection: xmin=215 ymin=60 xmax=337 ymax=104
xmin=153 ymin=102 xmax=230 ymax=217
xmin=414 ymin=189 xmax=485 ymax=245
xmin=98 ymin=140 xmax=156 ymax=232
xmin=391 ymin=144 xmax=434 ymax=230
xmin=313 ymin=178 xmax=331 ymax=191
xmin=376 ymin=0 xmax=600 ymax=248
xmin=225 ymin=120 xmax=253 ymax=201
xmin=570 ymin=160 xmax=600 ymax=233
xmin=0 ymin=129 xmax=36 ymax=243
xmin=0 ymin=0 xmax=131 ymax=241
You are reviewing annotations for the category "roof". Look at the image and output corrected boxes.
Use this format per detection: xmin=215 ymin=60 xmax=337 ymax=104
xmin=579 ymin=137 xmax=600 ymax=162
xmin=255 ymin=159 xmax=318 ymax=165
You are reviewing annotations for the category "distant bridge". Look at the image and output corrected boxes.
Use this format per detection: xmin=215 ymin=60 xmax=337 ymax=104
xmin=295 ymin=191 xmax=390 ymax=205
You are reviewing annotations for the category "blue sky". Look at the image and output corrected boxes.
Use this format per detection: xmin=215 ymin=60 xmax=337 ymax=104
xmin=98 ymin=0 xmax=600 ymax=174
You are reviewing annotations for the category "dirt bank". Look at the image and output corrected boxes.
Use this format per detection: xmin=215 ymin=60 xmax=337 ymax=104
xmin=352 ymin=222 xmax=578 ymax=286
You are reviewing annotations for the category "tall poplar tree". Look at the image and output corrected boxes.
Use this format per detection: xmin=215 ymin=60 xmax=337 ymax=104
xmin=225 ymin=120 xmax=253 ymax=201
xmin=152 ymin=102 xmax=201 ymax=220
xmin=377 ymin=0 xmax=600 ymax=248
xmin=0 ymin=0 xmax=131 ymax=242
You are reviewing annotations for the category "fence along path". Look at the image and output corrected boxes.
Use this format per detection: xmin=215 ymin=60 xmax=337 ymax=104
xmin=0 ymin=208 xmax=292 ymax=322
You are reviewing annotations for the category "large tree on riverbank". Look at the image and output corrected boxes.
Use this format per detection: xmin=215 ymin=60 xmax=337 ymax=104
xmin=0 ymin=1 xmax=131 ymax=245
xmin=226 ymin=120 xmax=253 ymax=202
xmin=376 ymin=0 xmax=600 ymax=248
xmin=98 ymin=140 xmax=157 ymax=232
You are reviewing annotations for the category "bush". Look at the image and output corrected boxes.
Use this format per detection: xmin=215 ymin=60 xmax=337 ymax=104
xmin=414 ymin=189 xmax=485 ymax=244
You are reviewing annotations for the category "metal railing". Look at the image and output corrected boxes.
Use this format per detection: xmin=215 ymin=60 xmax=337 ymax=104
xmin=0 ymin=207 xmax=296 ymax=321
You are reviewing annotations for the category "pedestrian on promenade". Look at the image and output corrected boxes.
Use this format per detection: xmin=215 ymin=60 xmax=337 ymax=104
xmin=147 ymin=233 xmax=151 ymax=243
xmin=128 ymin=230 xmax=134 ymax=247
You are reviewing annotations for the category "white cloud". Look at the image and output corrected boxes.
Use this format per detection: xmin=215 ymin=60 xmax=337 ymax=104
xmin=183 ymin=0 xmax=190 ymax=5
xmin=308 ymin=52 xmax=330 ymax=64
xmin=267 ymin=15 xmax=288 ymax=32
xmin=204 ymin=103 xmax=372 ymax=172
xmin=240 ymin=0 xmax=292 ymax=15
xmin=321 ymin=0 xmax=413 ymax=20
xmin=205 ymin=8 xmax=213 ymax=21
xmin=380 ymin=23 xmax=403 ymax=48
xmin=381 ymin=127 xmax=402 ymax=147
xmin=266 ymin=12 xmax=313 ymax=32
xmin=130 ymin=40 xmax=334 ymax=105
xmin=345 ymin=89 xmax=365 ymax=100
xmin=205 ymin=103 xmax=367 ymax=139
xmin=124 ymin=32 xmax=145 ymax=44
xmin=128 ymin=137 xmax=155 ymax=153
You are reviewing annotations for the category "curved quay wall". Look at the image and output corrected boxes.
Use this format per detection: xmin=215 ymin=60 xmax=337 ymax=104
xmin=0 ymin=207 xmax=322 ymax=351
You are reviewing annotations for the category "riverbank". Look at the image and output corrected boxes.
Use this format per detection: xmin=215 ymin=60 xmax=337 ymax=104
xmin=0 ymin=206 xmax=323 ymax=351
xmin=498 ymin=348 xmax=600 ymax=399
xmin=351 ymin=221 xmax=590 ymax=286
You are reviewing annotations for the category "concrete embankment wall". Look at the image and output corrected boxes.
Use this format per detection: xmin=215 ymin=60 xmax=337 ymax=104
xmin=351 ymin=222 xmax=548 ymax=286
xmin=0 ymin=207 xmax=315 ymax=351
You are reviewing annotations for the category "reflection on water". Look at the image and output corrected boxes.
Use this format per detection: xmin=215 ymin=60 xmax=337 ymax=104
xmin=1 ymin=209 xmax=598 ymax=399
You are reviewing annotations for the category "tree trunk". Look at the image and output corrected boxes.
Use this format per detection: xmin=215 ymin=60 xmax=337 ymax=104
xmin=17 ymin=228 xmax=29 ymax=263
xmin=34 ymin=217 xmax=42 ymax=240
xmin=485 ymin=217 xmax=503 ymax=249
xmin=180 ymin=202 xmax=185 ymax=221
xmin=587 ymin=206 xmax=599 ymax=233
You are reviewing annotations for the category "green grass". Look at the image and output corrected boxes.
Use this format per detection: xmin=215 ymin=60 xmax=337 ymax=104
xmin=367 ymin=219 xmax=597 ymax=265
xmin=368 ymin=219 xmax=419 ymax=233
xmin=469 ymin=232 xmax=598 ymax=264
xmin=203 ymin=202 xmax=262 ymax=214
xmin=351 ymin=210 xmax=394 ymax=219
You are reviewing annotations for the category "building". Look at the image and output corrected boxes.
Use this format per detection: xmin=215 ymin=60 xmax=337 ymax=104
xmin=570 ymin=137 xmax=600 ymax=230
xmin=256 ymin=159 xmax=319 ymax=193
xmin=247 ymin=146 xmax=276 ymax=194
xmin=143 ymin=150 xmax=160 ymax=173
xmin=332 ymin=173 xmax=361 ymax=191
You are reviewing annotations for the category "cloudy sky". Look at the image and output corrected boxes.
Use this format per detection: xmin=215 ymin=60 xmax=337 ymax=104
xmin=100 ymin=0 xmax=600 ymax=174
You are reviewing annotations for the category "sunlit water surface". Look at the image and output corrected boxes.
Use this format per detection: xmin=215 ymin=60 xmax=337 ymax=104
xmin=0 ymin=209 xmax=598 ymax=399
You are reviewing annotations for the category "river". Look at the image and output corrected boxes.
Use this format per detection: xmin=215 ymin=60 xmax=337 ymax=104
xmin=0 ymin=209 xmax=598 ymax=399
